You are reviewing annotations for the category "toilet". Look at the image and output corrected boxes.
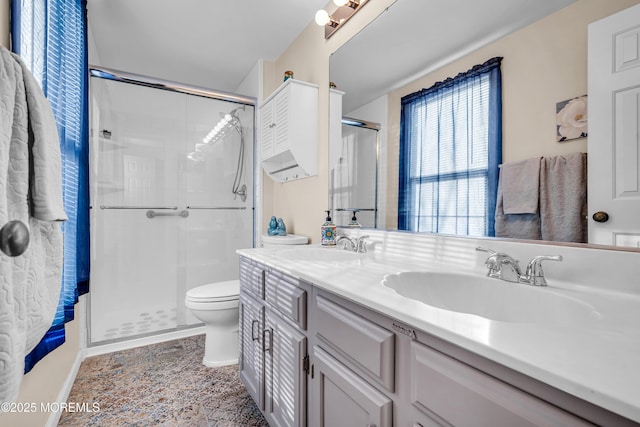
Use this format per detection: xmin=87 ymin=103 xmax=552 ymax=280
xmin=185 ymin=234 xmax=308 ymax=367
xmin=185 ymin=280 xmax=240 ymax=367
xmin=261 ymin=233 xmax=308 ymax=248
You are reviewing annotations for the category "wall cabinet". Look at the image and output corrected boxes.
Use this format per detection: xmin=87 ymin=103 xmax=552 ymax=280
xmin=239 ymin=257 xmax=635 ymax=427
xmin=260 ymin=79 xmax=318 ymax=182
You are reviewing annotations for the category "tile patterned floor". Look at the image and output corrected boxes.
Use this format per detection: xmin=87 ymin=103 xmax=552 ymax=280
xmin=58 ymin=335 xmax=268 ymax=426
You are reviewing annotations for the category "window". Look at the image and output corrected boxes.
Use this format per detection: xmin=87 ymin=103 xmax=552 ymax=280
xmin=398 ymin=57 xmax=502 ymax=236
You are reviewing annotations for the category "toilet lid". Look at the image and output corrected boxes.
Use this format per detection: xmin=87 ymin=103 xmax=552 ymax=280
xmin=262 ymin=234 xmax=308 ymax=245
xmin=186 ymin=280 xmax=239 ymax=302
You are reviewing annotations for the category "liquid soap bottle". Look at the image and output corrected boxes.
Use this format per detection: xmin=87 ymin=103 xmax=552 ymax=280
xmin=321 ymin=210 xmax=337 ymax=246
xmin=347 ymin=210 xmax=361 ymax=228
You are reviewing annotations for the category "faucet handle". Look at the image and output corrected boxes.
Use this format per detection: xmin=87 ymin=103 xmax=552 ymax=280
xmin=476 ymin=247 xmax=502 ymax=276
xmin=356 ymin=235 xmax=370 ymax=253
xmin=525 ymin=255 xmax=563 ymax=286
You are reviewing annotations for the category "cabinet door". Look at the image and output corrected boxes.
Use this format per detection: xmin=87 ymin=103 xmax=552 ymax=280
xmin=260 ymin=101 xmax=275 ymax=159
xmin=273 ymin=86 xmax=291 ymax=156
xmin=265 ymin=310 xmax=308 ymax=427
xmin=312 ymin=346 xmax=392 ymax=427
xmin=239 ymin=293 xmax=265 ymax=410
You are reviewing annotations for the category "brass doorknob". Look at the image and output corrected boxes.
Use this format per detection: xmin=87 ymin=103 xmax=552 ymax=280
xmin=592 ymin=211 xmax=609 ymax=223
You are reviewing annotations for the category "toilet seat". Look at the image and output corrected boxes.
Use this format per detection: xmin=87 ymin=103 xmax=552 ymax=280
xmin=186 ymin=280 xmax=240 ymax=304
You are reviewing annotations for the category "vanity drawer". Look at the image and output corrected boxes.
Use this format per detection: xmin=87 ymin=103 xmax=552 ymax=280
xmin=315 ymin=295 xmax=395 ymax=391
xmin=264 ymin=269 xmax=307 ymax=330
xmin=239 ymin=257 xmax=265 ymax=299
xmin=410 ymin=341 xmax=592 ymax=427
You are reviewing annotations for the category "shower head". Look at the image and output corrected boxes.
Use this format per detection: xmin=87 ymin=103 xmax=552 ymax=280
xmin=202 ymin=106 xmax=245 ymax=145
xmin=220 ymin=105 xmax=245 ymax=122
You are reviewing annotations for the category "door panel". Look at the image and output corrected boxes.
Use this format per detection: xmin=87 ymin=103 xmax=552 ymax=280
xmin=239 ymin=293 xmax=265 ymax=410
xmin=588 ymin=4 xmax=640 ymax=246
xmin=312 ymin=346 xmax=392 ymax=427
xmin=265 ymin=311 xmax=307 ymax=427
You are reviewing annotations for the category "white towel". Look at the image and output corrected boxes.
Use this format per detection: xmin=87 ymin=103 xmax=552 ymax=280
xmin=540 ymin=153 xmax=587 ymax=243
xmin=0 ymin=46 xmax=65 ymax=403
xmin=500 ymin=157 xmax=541 ymax=214
xmin=15 ymin=54 xmax=68 ymax=222
xmin=494 ymin=177 xmax=542 ymax=240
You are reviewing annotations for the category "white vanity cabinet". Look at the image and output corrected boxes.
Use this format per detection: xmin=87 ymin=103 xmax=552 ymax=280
xmin=239 ymin=257 xmax=638 ymax=427
xmin=239 ymin=257 xmax=310 ymax=427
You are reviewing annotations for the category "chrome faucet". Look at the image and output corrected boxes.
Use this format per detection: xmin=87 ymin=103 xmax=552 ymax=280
xmin=337 ymin=235 xmax=369 ymax=253
xmin=476 ymin=247 xmax=562 ymax=286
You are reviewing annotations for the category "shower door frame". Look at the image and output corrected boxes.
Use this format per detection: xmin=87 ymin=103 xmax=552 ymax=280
xmin=87 ymin=66 xmax=257 ymax=346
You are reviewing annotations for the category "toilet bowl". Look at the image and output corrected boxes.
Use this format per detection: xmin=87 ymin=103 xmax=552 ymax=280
xmin=185 ymin=280 xmax=240 ymax=367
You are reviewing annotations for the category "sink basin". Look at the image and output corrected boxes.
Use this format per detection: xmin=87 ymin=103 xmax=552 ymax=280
xmin=382 ymin=271 xmax=601 ymax=324
xmin=277 ymin=247 xmax=364 ymax=262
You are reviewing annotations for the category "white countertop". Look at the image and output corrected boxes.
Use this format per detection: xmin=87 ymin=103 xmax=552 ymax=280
xmin=237 ymin=239 xmax=640 ymax=423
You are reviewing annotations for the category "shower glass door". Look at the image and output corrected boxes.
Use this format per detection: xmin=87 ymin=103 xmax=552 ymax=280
xmin=89 ymin=77 xmax=254 ymax=344
xmin=330 ymin=122 xmax=379 ymax=227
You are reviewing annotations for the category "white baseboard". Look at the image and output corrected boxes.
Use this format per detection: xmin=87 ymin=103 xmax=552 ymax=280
xmin=85 ymin=326 xmax=206 ymax=358
xmin=44 ymin=349 xmax=83 ymax=427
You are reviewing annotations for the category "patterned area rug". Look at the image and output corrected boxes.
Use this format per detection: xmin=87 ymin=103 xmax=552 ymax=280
xmin=58 ymin=335 xmax=268 ymax=426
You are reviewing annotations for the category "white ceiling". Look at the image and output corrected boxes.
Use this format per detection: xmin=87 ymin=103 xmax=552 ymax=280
xmin=87 ymin=0 xmax=577 ymax=103
xmin=331 ymin=0 xmax=578 ymax=112
xmin=87 ymin=0 xmax=328 ymax=92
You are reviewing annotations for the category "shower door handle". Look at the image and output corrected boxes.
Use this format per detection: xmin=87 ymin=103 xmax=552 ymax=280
xmin=146 ymin=209 xmax=189 ymax=219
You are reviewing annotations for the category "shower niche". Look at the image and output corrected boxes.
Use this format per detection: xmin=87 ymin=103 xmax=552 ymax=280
xmin=89 ymin=72 xmax=255 ymax=345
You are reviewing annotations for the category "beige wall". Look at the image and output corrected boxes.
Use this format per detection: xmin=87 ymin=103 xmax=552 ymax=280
xmin=262 ymin=0 xmax=395 ymax=243
xmin=0 ymin=309 xmax=81 ymax=427
xmin=383 ymin=0 xmax=640 ymax=228
xmin=1 ymin=0 xmax=8 ymax=47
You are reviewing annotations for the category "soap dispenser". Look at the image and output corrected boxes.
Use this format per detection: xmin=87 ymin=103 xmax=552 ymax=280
xmin=348 ymin=210 xmax=361 ymax=228
xmin=321 ymin=210 xmax=337 ymax=246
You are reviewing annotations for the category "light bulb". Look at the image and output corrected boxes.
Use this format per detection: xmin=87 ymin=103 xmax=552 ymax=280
xmin=224 ymin=113 xmax=232 ymax=121
xmin=315 ymin=9 xmax=330 ymax=26
xmin=333 ymin=0 xmax=347 ymax=6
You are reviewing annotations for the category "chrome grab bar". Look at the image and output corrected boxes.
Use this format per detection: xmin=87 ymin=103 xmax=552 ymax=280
xmin=335 ymin=208 xmax=377 ymax=212
xmin=146 ymin=210 xmax=189 ymax=219
xmin=186 ymin=206 xmax=247 ymax=210
xmin=100 ymin=205 xmax=178 ymax=210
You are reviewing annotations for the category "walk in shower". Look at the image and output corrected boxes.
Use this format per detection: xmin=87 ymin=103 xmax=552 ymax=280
xmin=330 ymin=117 xmax=379 ymax=227
xmin=88 ymin=68 xmax=255 ymax=345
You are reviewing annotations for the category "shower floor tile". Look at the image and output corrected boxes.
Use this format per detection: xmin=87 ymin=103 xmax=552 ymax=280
xmin=58 ymin=335 xmax=267 ymax=426
xmin=90 ymin=304 xmax=182 ymax=343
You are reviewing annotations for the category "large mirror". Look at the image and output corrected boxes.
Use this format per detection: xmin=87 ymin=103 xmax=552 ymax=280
xmin=329 ymin=0 xmax=640 ymax=249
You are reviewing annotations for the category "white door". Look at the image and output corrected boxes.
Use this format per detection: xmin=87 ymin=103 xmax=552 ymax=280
xmin=588 ymin=4 xmax=640 ymax=247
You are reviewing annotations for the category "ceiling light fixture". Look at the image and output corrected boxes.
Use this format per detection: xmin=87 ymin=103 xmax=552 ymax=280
xmin=316 ymin=0 xmax=368 ymax=39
